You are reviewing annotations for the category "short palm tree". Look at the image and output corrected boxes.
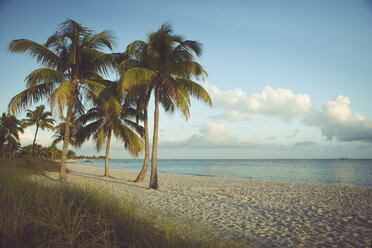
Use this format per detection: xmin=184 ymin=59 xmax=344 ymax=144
xmin=46 ymin=145 xmax=61 ymax=160
xmin=8 ymin=19 xmax=116 ymax=181
xmin=52 ymin=113 xmax=83 ymax=149
xmin=22 ymin=105 xmax=55 ymax=157
xmin=79 ymin=80 xmax=144 ymax=177
xmin=0 ymin=113 xmax=24 ymax=157
xmin=119 ymin=23 xmax=212 ymax=189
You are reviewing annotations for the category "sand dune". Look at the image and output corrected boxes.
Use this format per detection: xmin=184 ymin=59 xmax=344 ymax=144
xmin=42 ymin=164 xmax=372 ymax=247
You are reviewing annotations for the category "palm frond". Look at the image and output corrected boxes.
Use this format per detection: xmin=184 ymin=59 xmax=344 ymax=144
xmin=86 ymin=30 xmax=115 ymax=51
xmin=176 ymin=78 xmax=212 ymax=106
xmin=49 ymin=80 xmax=76 ymax=115
xmin=118 ymin=68 xmax=155 ymax=96
xmin=8 ymin=83 xmax=55 ymax=114
xmin=93 ymin=126 xmax=107 ymax=151
xmin=175 ymin=40 xmax=203 ymax=57
xmin=126 ymin=40 xmax=148 ymax=59
xmin=122 ymin=119 xmax=145 ymax=138
xmin=114 ymin=124 xmax=144 ymax=157
xmin=25 ymin=68 xmax=65 ymax=88
xmin=117 ymin=59 xmax=142 ymax=75
xmin=8 ymin=39 xmax=60 ymax=68
xmin=175 ymin=90 xmax=191 ymax=120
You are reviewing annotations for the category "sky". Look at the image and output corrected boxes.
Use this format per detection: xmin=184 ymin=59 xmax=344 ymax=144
xmin=0 ymin=0 xmax=372 ymax=159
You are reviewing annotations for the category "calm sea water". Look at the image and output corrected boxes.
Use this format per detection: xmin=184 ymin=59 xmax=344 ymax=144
xmin=72 ymin=159 xmax=372 ymax=187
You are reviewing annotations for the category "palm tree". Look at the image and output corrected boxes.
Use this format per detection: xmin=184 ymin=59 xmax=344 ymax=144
xmin=46 ymin=145 xmax=61 ymax=160
xmin=79 ymin=80 xmax=144 ymax=177
xmin=119 ymin=23 xmax=212 ymax=189
xmin=0 ymin=113 xmax=24 ymax=157
xmin=132 ymin=86 xmax=152 ymax=182
xmin=8 ymin=19 xmax=116 ymax=181
xmin=52 ymin=113 xmax=84 ymax=149
xmin=22 ymin=105 xmax=55 ymax=157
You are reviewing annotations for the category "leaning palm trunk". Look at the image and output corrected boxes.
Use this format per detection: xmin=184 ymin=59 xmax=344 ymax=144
xmin=104 ymin=131 xmax=112 ymax=177
xmin=32 ymin=125 xmax=39 ymax=158
xmin=59 ymin=101 xmax=74 ymax=182
xmin=149 ymin=88 xmax=160 ymax=189
xmin=135 ymin=108 xmax=149 ymax=182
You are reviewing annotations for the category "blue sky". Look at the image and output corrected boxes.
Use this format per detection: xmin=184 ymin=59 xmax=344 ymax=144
xmin=1 ymin=0 xmax=371 ymax=158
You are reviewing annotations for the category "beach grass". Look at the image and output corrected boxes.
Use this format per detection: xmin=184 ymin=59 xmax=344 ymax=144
xmin=0 ymin=158 xmax=61 ymax=174
xmin=0 ymin=159 xmax=242 ymax=248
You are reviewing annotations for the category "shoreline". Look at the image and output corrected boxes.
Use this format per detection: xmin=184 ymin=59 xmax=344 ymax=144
xmin=69 ymin=162 xmax=372 ymax=189
xmin=43 ymin=163 xmax=372 ymax=247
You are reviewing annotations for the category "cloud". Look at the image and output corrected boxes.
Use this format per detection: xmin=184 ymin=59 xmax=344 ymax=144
xmin=205 ymin=83 xmax=313 ymax=122
xmin=293 ymin=141 xmax=316 ymax=146
xmin=210 ymin=111 xmax=262 ymax=122
xmin=303 ymin=96 xmax=372 ymax=142
xmin=204 ymin=83 xmax=372 ymax=143
xmin=159 ymin=122 xmax=269 ymax=149
xmin=19 ymin=128 xmax=53 ymax=146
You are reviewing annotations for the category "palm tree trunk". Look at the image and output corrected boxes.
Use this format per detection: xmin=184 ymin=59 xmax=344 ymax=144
xmin=104 ymin=130 xmax=112 ymax=177
xmin=149 ymin=88 xmax=160 ymax=189
xmin=135 ymin=107 xmax=149 ymax=183
xmin=32 ymin=125 xmax=39 ymax=158
xmin=59 ymin=101 xmax=74 ymax=182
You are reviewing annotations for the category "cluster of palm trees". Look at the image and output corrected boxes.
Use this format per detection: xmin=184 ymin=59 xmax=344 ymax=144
xmin=6 ymin=19 xmax=212 ymax=189
xmin=0 ymin=109 xmax=74 ymax=159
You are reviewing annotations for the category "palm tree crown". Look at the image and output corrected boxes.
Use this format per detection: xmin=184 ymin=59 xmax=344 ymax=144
xmin=0 ymin=113 xmax=24 ymax=158
xmin=52 ymin=113 xmax=83 ymax=148
xmin=79 ymin=79 xmax=144 ymax=177
xmin=22 ymin=105 xmax=55 ymax=157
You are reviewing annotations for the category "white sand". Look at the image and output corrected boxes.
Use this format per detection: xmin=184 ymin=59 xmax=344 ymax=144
xmin=42 ymin=164 xmax=372 ymax=247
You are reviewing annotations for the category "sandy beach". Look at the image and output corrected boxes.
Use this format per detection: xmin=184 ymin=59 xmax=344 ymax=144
xmin=42 ymin=164 xmax=372 ymax=247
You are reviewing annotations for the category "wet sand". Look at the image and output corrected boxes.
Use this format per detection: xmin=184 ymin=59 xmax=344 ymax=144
xmin=43 ymin=164 xmax=372 ymax=247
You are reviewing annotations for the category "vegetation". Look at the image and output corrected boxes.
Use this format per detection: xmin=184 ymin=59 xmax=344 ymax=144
xmin=8 ymin=19 xmax=117 ymax=182
xmin=78 ymin=79 xmax=144 ymax=177
xmin=0 ymin=157 xmax=60 ymax=174
xmin=0 ymin=159 xmax=239 ymax=248
xmin=0 ymin=113 xmax=23 ymax=158
xmin=6 ymin=19 xmax=213 ymax=190
xmin=52 ymin=113 xmax=84 ymax=149
xmin=22 ymin=105 xmax=55 ymax=157
xmin=118 ymin=23 xmax=212 ymax=189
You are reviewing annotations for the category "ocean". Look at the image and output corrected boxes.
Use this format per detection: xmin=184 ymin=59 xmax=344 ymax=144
xmin=71 ymin=159 xmax=372 ymax=187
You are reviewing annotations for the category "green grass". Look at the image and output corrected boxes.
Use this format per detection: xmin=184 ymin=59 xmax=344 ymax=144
xmin=0 ymin=159 xmax=245 ymax=248
xmin=0 ymin=158 xmax=61 ymax=174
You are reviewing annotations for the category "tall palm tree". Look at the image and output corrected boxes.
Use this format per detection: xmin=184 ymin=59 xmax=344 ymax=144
xmin=79 ymin=80 xmax=144 ymax=177
xmin=8 ymin=19 xmax=116 ymax=181
xmin=22 ymin=105 xmax=55 ymax=157
xmin=119 ymin=23 xmax=212 ymax=189
xmin=0 ymin=113 xmax=24 ymax=157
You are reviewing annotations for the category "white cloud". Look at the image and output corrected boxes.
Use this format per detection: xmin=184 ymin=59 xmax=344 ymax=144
xmin=19 ymin=128 xmax=53 ymax=146
xmin=211 ymin=111 xmax=262 ymax=122
xmin=190 ymin=122 xmax=232 ymax=144
xmin=204 ymin=83 xmax=313 ymax=122
xmin=304 ymin=96 xmax=372 ymax=142
xmin=204 ymin=83 xmax=372 ymax=143
xmin=159 ymin=122 xmax=268 ymax=149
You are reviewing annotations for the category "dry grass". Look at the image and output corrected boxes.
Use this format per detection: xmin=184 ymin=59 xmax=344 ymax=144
xmin=0 ymin=159 xmax=243 ymax=248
